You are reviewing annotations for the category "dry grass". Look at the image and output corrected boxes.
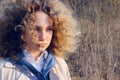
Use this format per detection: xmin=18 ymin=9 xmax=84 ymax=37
xmin=64 ymin=0 xmax=120 ymax=80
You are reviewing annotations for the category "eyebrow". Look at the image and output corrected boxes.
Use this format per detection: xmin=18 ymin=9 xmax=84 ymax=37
xmin=35 ymin=25 xmax=53 ymax=28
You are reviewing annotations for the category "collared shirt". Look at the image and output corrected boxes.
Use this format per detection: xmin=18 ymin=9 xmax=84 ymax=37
xmin=23 ymin=49 xmax=48 ymax=72
xmin=0 ymin=52 xmax=71 ymax=80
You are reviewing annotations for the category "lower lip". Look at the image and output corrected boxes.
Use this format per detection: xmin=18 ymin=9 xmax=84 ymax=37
xmin=40 ymin=45 xmax=46 ymax=47
xmin=38 ymin=44 xmax=46 ymax=47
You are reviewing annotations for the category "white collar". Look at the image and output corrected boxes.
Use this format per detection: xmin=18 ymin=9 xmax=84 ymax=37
xmin=22 ymin=49 xmax=48 ymax=71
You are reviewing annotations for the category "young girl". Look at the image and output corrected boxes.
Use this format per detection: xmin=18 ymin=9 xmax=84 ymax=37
xmin=0 ymin=0 xmax=77 ymax=80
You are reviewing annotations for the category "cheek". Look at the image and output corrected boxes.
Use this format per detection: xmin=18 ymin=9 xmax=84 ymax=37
xmin=24 ymin=36 xmax=33 ymax=44
xmin=23 ymin=32 xmax=34 ymax=43
xmin=48 ymin=32 xmax=53 ymax=41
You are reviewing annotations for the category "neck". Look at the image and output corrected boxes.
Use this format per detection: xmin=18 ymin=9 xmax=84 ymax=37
xmin=28 ymin=49 xmax=43 ymax=61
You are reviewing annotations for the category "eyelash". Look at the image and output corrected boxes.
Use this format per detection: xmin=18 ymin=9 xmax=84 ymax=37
xmin=35 ymin=26 xmax=53 ymax=32
xmin=35 ymin=27 xmax=40 ymax=31
xmin=47 ymin=27 xmax=53 ymax=31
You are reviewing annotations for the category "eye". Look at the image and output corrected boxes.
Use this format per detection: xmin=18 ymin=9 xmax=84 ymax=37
xmin=47 ymin=26 xmax=53 ymax=31
xmin=35 ymin=26 xmax=41 ymax=32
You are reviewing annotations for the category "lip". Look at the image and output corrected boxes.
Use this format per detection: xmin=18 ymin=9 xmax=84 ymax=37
xmin=39 ymin=43 xmax=47 ymax=47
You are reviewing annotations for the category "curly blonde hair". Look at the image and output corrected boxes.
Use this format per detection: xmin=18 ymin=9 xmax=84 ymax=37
xmin=47 ymin=0 xmax=78 ymax=56
xmin=0 ymin=0 xmax=78 ymax=58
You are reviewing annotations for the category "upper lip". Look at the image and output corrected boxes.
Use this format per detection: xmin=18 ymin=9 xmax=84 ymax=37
xmin=40 ymin=43 xmax=46 ymax=46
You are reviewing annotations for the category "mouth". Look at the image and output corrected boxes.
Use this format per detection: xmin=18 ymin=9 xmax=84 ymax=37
xmin=38 ymin=43 xmax=47 ymax=47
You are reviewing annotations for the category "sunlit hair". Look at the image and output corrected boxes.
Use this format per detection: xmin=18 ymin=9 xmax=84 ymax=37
xmin=47 ymin=0 xmax=78 ymax=56
xmin=0 ymin=0 xmax=78 ymax=58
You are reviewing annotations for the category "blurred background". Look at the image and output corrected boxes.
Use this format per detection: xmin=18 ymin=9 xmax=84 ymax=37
xmin=63 ymin=0 xmax=120 ymax=80
xmin=0 ymin=0 xmax=120 ymax=80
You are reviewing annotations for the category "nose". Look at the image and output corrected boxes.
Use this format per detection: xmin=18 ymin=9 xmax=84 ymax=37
xmin=39 ymin=31 xmax=46 ymax=41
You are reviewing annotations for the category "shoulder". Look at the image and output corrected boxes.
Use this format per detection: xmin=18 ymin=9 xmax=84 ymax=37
xmin=55 ymin=57 xmax=68 ymax=66
xmin=0 ymin=58 xmax=31 ymax=80
xmin=0 ymin=58 xmax=7 ymax=67
xmin=0 ymin=58 xmax=16 ymax=68
xmin=49 ymin=56 xmax=71 ymax=80
xmin=54 ymin=56 xmax=69 ymax=72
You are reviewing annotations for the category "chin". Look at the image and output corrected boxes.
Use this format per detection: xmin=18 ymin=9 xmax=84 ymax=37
xmin=38 ymin=48 xmax=46 ymax=52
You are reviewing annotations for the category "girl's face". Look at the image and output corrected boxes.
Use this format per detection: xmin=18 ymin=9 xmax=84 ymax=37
xmin=24 ymin=11 xmax=53 ymax=54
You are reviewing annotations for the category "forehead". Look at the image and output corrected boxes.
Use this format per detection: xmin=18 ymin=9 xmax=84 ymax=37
xmin=34 ymin=11 xmax=53 ymax=26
